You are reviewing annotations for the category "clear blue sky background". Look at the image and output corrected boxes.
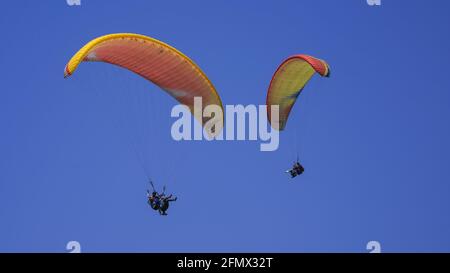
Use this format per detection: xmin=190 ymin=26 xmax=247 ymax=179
xmin=1 ymin=0 xmax=450 ymax=252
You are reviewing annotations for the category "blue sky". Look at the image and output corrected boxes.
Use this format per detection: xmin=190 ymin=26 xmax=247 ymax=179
xmin=1 ymin=0 xmax=450 ymax=252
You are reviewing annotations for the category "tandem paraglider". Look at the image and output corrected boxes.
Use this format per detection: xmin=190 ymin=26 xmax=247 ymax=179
xmin=64 ymin=33 xmax=222 ymax=213
xmin=147 ymin=180 xmax=177 ymax=216
xmin=266 ymin=54 xmax=330 ymax=179
xmin=286 ymin=161 xmax=305 ymax=178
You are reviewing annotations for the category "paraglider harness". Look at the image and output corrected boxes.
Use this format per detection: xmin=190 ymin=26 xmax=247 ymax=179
xmin=287 ymin=161 xmax=304 ymax=178
xmin=147 ymin=180 xmax=177 ymax=216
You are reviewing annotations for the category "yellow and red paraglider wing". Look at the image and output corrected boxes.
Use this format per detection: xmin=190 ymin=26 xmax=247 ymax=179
xmin=64 ymin=33 xmax=223 ymax=126
xmin=266 ymin=54 xmax=330 ymax=130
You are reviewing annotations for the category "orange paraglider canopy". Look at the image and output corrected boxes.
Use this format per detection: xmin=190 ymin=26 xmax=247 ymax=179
xmin=266 ymin=54 xmax=330 ymax=130
xmin=64 ymin=33 xmax=223 ymax=128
